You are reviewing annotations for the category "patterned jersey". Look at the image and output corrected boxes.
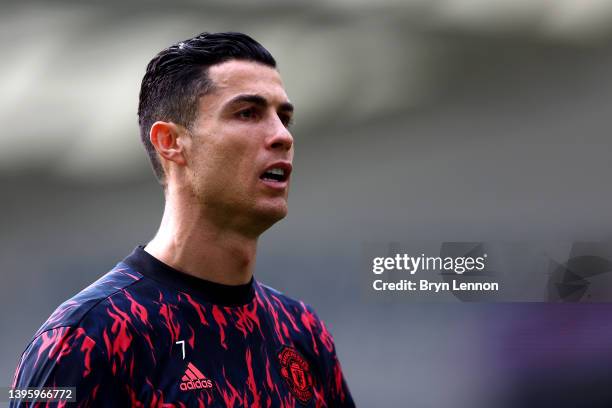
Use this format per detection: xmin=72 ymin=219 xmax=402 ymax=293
xmin=11 ymin=246 xmax=355 ymax=407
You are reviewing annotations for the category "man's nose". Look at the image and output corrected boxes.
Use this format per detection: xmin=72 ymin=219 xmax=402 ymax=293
xmin=267 ymin=117 xmax=293 ymax=151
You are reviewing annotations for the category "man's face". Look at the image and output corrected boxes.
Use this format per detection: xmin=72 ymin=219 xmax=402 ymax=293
xmin=184 ymin=60 xmax=294 ymax=234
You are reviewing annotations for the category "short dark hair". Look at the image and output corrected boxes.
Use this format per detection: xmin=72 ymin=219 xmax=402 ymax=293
xmin=138 ymin=32 xmax=277 ymax=184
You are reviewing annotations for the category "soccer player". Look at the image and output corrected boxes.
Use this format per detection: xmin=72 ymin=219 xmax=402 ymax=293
xmin=11 ymin=32 xmax=355 ymax=407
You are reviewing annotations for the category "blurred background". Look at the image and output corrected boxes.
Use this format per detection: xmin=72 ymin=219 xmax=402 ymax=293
xmin=3 ymin=0 xmax=612 ymax=406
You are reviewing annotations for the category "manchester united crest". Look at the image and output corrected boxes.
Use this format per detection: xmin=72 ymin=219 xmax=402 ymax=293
xmin=277 ymin=346 xmax=313 ymax=404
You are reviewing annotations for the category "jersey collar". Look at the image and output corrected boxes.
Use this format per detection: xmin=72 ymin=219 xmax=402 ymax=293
xmin=122 ymin=245 xmax=255 ymax=306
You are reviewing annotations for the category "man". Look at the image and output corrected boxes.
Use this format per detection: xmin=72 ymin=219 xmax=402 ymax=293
xmin=11 ymin=32 xmax=355 ymax=407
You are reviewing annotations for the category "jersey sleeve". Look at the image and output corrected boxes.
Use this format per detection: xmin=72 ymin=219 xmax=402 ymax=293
xmin=10 ymin=326 xmax=125 ymax=407
xmin=303 ymin=305 xmax=356 ymax=407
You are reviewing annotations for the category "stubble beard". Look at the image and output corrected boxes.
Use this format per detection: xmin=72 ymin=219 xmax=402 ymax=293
xmin=190 ymin=175 xmax=287 ymax=239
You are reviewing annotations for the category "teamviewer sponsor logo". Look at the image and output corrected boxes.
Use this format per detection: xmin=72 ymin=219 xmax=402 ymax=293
xmin=179 ymin=362 xmax=214 ymax=391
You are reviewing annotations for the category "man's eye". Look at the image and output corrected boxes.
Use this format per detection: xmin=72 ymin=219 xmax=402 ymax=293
xmin=279 ymin=114 xmax=293 ymax=128
xmin=237 ymin=108 xmax=256 ymax=120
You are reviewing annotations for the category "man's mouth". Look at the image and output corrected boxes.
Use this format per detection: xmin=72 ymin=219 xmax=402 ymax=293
xmin=259 ymin=162 xmax=292 ymax=184
xmin=260 ymin=168 xmax=288 ymax=182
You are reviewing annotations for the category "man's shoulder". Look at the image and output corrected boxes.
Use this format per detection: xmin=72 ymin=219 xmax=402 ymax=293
xmin=255 ymin=281 xmax=324 ymax=324
xmin=33 ymin=262 xmax=144 ymax=339
xmin=256 ymin=281 xmax=306 ymax=308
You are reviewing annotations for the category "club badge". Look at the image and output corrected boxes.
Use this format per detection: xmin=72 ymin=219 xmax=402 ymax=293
xmin=277 ymin=346 xmax=313 ymax=404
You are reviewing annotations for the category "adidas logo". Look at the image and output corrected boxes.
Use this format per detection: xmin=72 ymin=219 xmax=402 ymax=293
xmin=180 ymin=362 xmax=214 ymax=391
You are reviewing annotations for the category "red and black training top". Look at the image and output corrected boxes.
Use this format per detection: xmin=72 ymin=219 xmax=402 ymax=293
xmin=11 ymin=246 xmax=355 ymax=407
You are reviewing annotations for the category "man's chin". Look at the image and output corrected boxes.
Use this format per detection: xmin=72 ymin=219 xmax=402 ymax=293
xmin=252 ymin=202 xmax=288 ymax=229
xmin=261 ymin=205 xmax=288 ymax=223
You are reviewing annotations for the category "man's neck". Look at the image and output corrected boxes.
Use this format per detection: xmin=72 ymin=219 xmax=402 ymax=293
xmin=144 ymin=193 xmax=258 ymax=286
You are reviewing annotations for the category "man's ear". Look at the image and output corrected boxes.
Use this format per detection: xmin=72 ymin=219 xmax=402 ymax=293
xmin=149 ymin=121 xmax=187 ymax=167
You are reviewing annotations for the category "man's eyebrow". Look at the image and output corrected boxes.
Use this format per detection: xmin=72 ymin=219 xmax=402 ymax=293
xmin=226 ymin=94 xmax=294 ymax=113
